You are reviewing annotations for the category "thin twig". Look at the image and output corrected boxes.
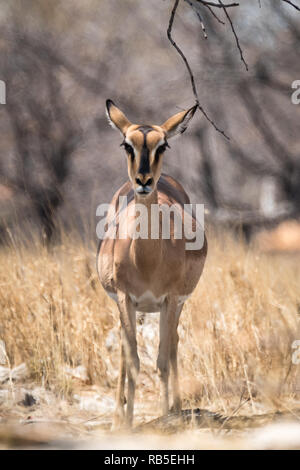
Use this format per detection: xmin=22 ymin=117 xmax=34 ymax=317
xmin=202 ymin=2 xmax=226 ymax=23
xmin=185 ymin=0 xmax=208 ymax=38
xmin=196 ymin=0 xmax=239 ymax=7
xmin=218 ymin=0 xmax=248 ymax=71
xmin=167 ymin=0 xmax=229 ymax=139
xmin=281 ymin=0 xmax=300 ymax=11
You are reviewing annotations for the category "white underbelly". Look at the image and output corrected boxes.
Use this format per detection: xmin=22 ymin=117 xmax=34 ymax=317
xmin=105 ymin=289 xmax=191 ymax=312
xmin=129 ymin=290 xmax=167 ymax=312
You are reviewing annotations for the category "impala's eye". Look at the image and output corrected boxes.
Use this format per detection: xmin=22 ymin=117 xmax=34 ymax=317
xmin=155 ymin=142 xmax=170 ymax=162
xmin=121 ymin=141 xmax=135 ymax=161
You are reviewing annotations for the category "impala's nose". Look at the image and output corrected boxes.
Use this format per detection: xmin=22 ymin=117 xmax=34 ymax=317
xmin=135 ymin=176 xmax=153 ymax=195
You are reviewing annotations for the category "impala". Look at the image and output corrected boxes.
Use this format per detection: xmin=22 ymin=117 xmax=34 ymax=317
xmin=97 ymin=100 xmax=207 ymax=427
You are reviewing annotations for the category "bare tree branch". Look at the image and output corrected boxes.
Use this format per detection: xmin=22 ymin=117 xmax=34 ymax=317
xmin=185 ymin=0 xmax=208 ymax=38
xmin=167 ymin=0 xmax=229 ymax=139
xmin=202 ymin=2 xmax=225 ymax=24
xmin=281 ymin=0 xmax=300 ymax=11
xmin=218 ymin=0 xmax=248 ymax=71
xmin=196 ymin=0 xmax=239 ymax=8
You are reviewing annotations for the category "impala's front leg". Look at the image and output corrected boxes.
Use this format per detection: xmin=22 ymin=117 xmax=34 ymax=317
xmin=117 ymin=291 xmax=139 ymax=427
xmin=170 ymin=303 xmax=183 ymax=413
xmin=113 ymin=327 xmax=126 ymax=429
xmin=157 ymin=297 xmax=178 ymax=416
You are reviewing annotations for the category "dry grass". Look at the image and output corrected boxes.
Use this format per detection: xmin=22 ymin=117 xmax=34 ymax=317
xmin=0 ymin=228 xmax=300 ymax=432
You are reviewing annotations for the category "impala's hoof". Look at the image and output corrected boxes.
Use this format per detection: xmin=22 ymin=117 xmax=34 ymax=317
xmin=112 ymin=407 xmax=126 ymax=431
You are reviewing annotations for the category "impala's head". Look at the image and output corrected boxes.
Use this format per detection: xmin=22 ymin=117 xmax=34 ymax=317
xmin=106 ymin=99 xmax=197 ymax=197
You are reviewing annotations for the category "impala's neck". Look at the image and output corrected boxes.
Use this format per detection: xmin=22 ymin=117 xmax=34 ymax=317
xmin=131 ymin=188 xmax=162 ymax=274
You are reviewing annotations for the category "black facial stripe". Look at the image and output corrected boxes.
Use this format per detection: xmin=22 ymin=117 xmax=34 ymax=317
xmin=128 ymin=147 xmax=135 ymax=162
xmin=121 ymin=141 xmax=135 ymax=161
xmin=155 ymin=149 xmax=162 ymax=163
xmin=137 ymin=125 xmax=154 ymax=134
xmin=155 ymin=141 xmax=168 ymax=163
xmin=138 ymin=134 xmax=150 ymax=175
xmin=137 ymin=126 xmax=153 ymax=175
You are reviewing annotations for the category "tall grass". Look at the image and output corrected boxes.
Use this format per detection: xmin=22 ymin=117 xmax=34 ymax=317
xmin=0 ymin=229 xmax=299 ymax=415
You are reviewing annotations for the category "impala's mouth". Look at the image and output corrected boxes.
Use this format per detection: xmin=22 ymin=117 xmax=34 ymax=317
xmin=135 ymin=185 xmax=152 ymax=196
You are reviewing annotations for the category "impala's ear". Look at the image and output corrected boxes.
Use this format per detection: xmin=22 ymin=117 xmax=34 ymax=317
xmin=161 ymin=104 xmax=197 ymax=139
xmin=106 ymin=99 xmax=132 ymax=135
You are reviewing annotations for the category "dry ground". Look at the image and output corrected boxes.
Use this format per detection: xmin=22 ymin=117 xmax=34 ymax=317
xmin=0 ymin=229 xmax=300 ymax=449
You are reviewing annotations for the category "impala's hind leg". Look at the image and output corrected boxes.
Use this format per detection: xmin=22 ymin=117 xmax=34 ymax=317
xmin=157 ymin=297 xmax=178 ymax=416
